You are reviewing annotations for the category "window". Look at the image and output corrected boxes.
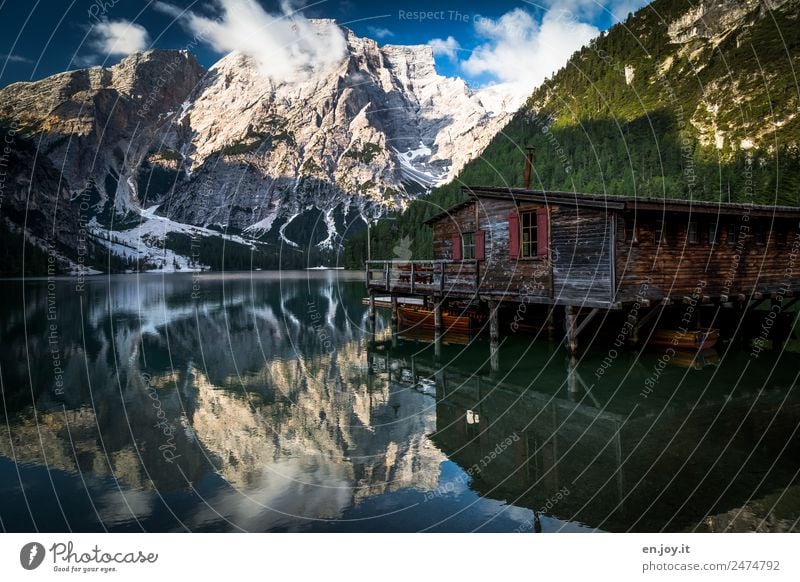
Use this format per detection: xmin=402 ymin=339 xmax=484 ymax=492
xmin=727 ymin=223 xmax=737 ymax=244
xmin=776 ymin=230 xmax=787 ymax=246
xmin=687 ymin=221 xmax=699 ymax=244
xmin=755 ymin=222 xmax=766 ymax=245
xmin=708 ymin=221 xmax=719 ymax=244
xmin=462 ymin=232 xmax=475 ymax=259
xmin=655 ymin=219 xmax=665 ymax=244
xmin=520 ymin=211 xmax=538 ymax=257
xmin=624 ymin=218 xmax=637 ymax=243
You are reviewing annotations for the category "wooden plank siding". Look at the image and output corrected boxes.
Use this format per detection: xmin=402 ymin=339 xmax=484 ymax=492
xmin=430 ymin=198 xmax=553 ymax=299
xmin=614 ymin=211 xmax=800 ymax=303
xmin=431 ymin=202 xmax=477 ymax=261
xmin=550 ymin=205 xmax=614 ymax=304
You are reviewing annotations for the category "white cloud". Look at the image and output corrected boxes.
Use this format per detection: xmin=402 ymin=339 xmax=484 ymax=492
xmin=540 ymin=0 xmax=649 ymax=23
xmin=367 ymin=26 xmax=394 ymax=39
xmin=155 ymin=0 xmax=347 ymax=83
xmin=89 ymin=19 xmax=150 ymax=56
xmin=1 ymin=53 xmax=33 ymax=64
xmin=462 ymin=8 xmax=598 ymax=96
xmin=428 ymin=36 xmax=461 ymax=62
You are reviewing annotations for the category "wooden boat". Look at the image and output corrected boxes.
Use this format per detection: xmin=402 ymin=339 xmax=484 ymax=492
xmin=397 ymin=304 xmax=477 ymax=334
xmin=397 ymin=325 xmax=471 ymax=346
xmin=647 ymin=328 xmax=720 ymax=350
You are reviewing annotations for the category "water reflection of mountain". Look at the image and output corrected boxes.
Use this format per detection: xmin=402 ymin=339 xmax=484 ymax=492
xmin=2 ymin=273 xmax=799 ymax=532
xmin=0 ymin=273 xmax=444 ymax=531
xmin=369 ymin=336 xmax=800 ymax=532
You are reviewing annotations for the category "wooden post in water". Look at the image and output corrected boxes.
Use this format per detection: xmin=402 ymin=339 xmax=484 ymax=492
xmin=368 ymin=290 xmax=376 ymax=336
xmin=390 ymin=294 xmax=399 ymax=347
xmin=368 ymin=290 xmax=376 ymax=320
xmin=566 ymin=354 xmax=579 ymax=400
xmin=546 ymin=306 xmax=556 ymax=342
xmin=390 ymin=294 xmax=398 ymax=325
xmin=627 ymin=307 xmax=639 ymax=348
xmin=434 ymin=300 xmax=443 ymax=358
xmin=565 ymin=305 xmax=578 ymax=356
xmin=488 ymin=300 xmax=500 ymax=342
xmin=490 ymin=339 xmax=500 ymax=373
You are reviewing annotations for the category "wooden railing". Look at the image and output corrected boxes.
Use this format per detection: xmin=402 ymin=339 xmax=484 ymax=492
xmin=366 ymin=260 xmax=479 ymax=295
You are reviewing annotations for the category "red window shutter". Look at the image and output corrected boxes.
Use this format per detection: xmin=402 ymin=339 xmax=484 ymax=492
xmin=508 ymin=210 xmax=519 ymax=258
xmin=475 ymin=230 xmax=485 ymax=261
xmin=536 ymin=207 xmax=548 ymax=257
xmin=451 ymin=234 xmax=462 ymax=260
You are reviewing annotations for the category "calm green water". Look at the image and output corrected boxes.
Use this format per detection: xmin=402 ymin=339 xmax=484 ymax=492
xmin=0 ymin=271 xmax=798 ymax=532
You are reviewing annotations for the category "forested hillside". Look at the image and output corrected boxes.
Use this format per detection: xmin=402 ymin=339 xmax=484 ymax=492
xmin=342 ymin=0 xmax=800 ymax=267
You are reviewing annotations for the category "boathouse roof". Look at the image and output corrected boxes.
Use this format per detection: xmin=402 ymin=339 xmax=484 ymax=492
xmin=423 ymin=186 xmax=800 ymax=224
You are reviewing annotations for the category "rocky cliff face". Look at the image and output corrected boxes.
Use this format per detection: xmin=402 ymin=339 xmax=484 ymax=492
xmin=0 ymin=50 xmax=204 ymax=272
xmin=667 ymin=0 xmax=790 ymax=44
xmin=164 ymin=26 xmax=513 ymax=247
xmin=0 ymin=22 xmax=517 ymax=273
xmin=1 ymin=50 xmax=204 ymax=215
xmin=526 ymin=0 xmax=800 ymax=157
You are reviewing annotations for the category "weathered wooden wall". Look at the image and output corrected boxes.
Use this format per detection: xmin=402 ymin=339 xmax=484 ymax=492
xmin=551 ymin=206 xmax=614 ymax=304
xmin=477 ymin=198 xmax=553 ymax=298
xmin=615 ymin=211 xmax=800 ymax=302
xmin=431 ymin=199 xmax=553 ymax=299
xmin=432 ymin=202 xmax=476 ymax=261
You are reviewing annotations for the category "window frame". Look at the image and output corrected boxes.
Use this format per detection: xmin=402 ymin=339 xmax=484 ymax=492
xmin=624 ymin=218 xmax=638 ymax=243
xmin=462 ymin=231 xmax=476 ymax=260
xmin=754 ymin=222 xmax=766 ymax=245
xmin=654 ymin=219 xmax=665 ymax=245
xmin=727 ymin=223 xmax=737 ymax=244
xmin=687 ymin=221 xmax=699 ymax=244
xmin=519 ymin=210 xmax=538 ymax=258
xmin=707 ymin=221 xmax=719 ymax=245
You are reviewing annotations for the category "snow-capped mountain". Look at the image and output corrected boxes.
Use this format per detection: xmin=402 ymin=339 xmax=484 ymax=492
xmin=0 ymin=21 xmax=520 ymax=273
xmin=160 ymin=23 xmax=517 ymax=246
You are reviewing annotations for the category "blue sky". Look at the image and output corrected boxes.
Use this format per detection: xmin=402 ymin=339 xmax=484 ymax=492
xmin=0 ymin=0 xmax=649 ymax=90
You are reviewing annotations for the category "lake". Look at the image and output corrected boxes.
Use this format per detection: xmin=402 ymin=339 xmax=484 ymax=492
xmin=0 ymin=271 xmax=798 ymax=532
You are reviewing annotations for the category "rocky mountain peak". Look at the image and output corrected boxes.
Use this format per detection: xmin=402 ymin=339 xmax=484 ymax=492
xmin=0 ymin=27 xmax=519 ymax=272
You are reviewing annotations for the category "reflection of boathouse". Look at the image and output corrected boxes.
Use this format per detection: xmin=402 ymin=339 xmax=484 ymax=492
xmin=368 ymin=337 xmax=800 ymax=532
xmin=366 ymin=151 xmax=800 ymax=353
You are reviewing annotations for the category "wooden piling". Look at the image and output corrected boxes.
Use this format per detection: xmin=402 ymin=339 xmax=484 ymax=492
xmin=488 ymin=300 xmax=500 ymax=342
xmin=368 ymin=291 xmax=376 ymax=336
xmin=434 ymin=300 xmax=443 ymax=358
xmin=490 ymin=339 xmax=500 ymax=373
xmin=565 ymin=305 xmax=578 ymax=355
xmin=546 ymin=307 xmax=556 ymax=342
xmin=566 ymin=354 xmax=579 ymax=399
xmin=390 ymin=294 xmax=398 ymax=325
xmin=628 ymin=307 xmax=639 ymax=348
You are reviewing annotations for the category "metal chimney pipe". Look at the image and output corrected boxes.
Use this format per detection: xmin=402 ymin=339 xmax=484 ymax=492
xmin=523 ymin=146 xmax=535 ymax=190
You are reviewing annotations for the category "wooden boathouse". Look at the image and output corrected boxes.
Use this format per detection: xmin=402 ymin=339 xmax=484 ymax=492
xmin=366 ymin=179 xmax=800 ymax=353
